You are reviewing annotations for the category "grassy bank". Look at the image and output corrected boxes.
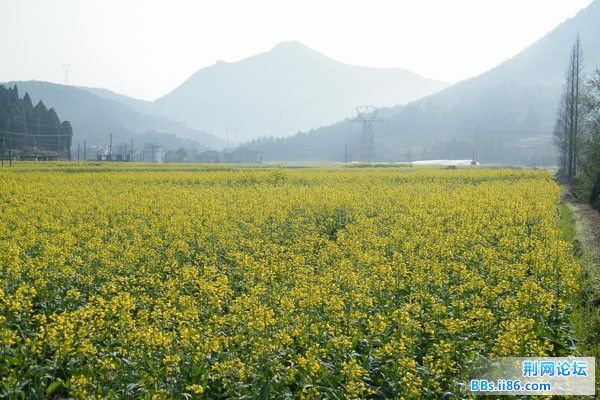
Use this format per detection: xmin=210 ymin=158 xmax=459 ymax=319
xmin=558 ymin=197 xmax=600 ymax=396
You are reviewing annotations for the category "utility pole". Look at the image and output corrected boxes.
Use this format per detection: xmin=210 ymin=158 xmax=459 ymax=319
xmin=9 ymin=136 xmax=13 ymax=167
xmin=56 ymin=128 xmax=60 ymax=160
xmin=109 ymin=133 xmax=113 ymax=161
xmin=131 ymin=139 xmax=134 ymax=162
xmin=84 ymin=140 xmax=86 ymax=161
xmin=344 ymin=144 xmax=348 ymax=164
xmin=78 ymin=142 xmax=80 ymax=161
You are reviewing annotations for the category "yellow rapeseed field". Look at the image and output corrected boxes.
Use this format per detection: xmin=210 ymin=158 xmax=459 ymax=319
xmin=0 ymin=164 xmax=579 ymax=398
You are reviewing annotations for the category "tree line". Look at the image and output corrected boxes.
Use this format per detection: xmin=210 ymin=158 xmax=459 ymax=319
xmin=554 ymin=36 xmax=600 ymax=209
xmin=0 ymin=85 xmax=72 ymax=160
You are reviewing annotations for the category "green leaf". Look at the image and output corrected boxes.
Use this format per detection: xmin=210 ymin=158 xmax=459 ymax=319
xmin=46 ymin=381 xmax=63 ymax=395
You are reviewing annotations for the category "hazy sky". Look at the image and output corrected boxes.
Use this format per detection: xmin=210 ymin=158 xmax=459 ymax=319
xmin=1 ymin=0 xmax=594 ymax=101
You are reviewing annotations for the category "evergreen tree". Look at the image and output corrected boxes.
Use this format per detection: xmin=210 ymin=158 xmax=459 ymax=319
xmin=23 ymin=93 xmax=32 ymax=108
xmin=0 ymin=85 xmax=73 ymax=160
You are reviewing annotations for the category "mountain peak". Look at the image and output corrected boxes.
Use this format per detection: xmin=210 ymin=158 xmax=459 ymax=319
xmin=268 ymin=41 xmax=323 ymax=60
xmin=155 ymin=42 xmax=448 ymax=141
xmin=271 ymin=40 xmax=311 ymax=52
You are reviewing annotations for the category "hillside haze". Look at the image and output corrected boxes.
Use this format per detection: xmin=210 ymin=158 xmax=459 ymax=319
xmin=245 ymin=1 xmax=600 ymax=163
xmin=154 ymin=41 xmax=448 ymax=141
xmin=2 ymin=81 xmax=225 ymax=150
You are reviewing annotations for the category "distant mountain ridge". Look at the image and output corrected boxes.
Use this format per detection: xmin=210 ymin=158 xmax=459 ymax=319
xmin=7 ymin=0 xmax=598 ymax=163
xmin=2 ymin=81 xmax=225 ymax=150
xmin=78 ymin=86 xmax=158 ymax=117
xmin=3 ymin=41 xmax=449 ymax=151
xmin=154 ymin=41 xmax=448 ymax=141
xmin=244 ymin=0 xmax=600 ymax=164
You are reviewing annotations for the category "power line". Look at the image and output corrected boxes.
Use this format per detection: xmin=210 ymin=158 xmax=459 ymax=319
xmin=4 ymin=114 xmax=73 ymax=129
xmin=0 ymin=129 xmax=72 ymax=138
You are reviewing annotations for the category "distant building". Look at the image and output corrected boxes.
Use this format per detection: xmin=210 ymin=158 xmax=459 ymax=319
xmin=412 ymin=159 xmax=479 ymax=166
xmin=196 ymin=150 xmax=220 ymax=164
xmin=142 ymin=144 xmax=163 ymax=163
xmin=223 ymin=148 xmax=262 ymax=164
xmin=96 ymin=154 xmax=131 ymax=162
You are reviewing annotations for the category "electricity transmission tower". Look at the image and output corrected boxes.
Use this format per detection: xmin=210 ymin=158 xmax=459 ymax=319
xmin=62 ymin=64 xmax=71 ymax=85
xmin=225 ymin=127 xmax=239 ymax=149
xmin=351 ymin=106 xmax=381 ymax=162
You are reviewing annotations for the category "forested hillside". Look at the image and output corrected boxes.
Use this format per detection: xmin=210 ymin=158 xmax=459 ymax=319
xmin=0 ymin=85 xmax=72 ymax=160
xmin=7 ymin=81 xmax=225 ymax=151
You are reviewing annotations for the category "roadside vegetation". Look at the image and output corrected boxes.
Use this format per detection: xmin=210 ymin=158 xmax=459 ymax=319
xmin=553 ymin=36 xmax=600 ymax=396
xmin=559 ymin=195 xmax=600 ymax=396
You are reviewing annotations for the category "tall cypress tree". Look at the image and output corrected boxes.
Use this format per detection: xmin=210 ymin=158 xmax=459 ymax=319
xmin=554 ymin=36 xmax=584 ymax=180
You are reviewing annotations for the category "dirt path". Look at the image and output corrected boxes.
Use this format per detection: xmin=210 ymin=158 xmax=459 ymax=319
xmin=564 ymin=195 xmax=600 ymax=397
